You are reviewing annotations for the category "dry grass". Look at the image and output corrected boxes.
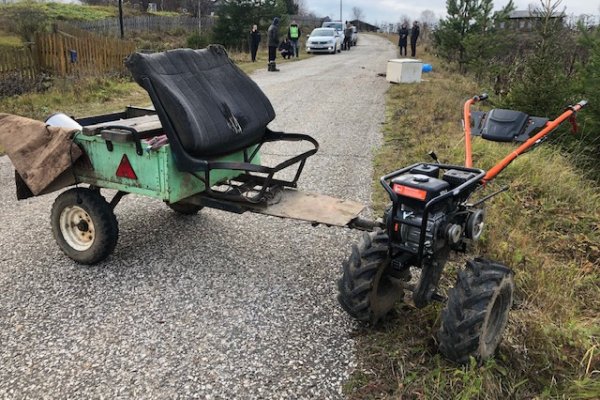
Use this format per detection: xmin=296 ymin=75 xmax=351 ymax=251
xmin=344 ymin=36 xmax=600 ymax=399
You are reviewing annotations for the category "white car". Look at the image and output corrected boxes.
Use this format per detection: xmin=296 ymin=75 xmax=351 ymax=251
xmin=306 ymin=28 xmax=342 ymax=54
xmin=322 ymin=21 xmax=345 ymax=43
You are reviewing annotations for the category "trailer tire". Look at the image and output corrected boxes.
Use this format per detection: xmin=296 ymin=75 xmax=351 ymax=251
xmin=337 ymin=229 xmax=403 ymax=324
xmin=438 ymin=258 xmax=514 ymax=364
xmin=51 ymin=188 xmax=119 ymax=265
xmin=166 ymin=201 xmax=203 ymax=215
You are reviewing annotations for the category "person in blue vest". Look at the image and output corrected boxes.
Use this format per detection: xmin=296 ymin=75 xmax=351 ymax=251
xmin=267 ymin=17 xmax=281 ymax=71
xmin=288 ymin=20 xmax=301 ymax=58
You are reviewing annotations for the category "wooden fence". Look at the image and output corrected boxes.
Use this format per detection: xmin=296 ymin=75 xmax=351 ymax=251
xmin=69 ymin=15 xmax=215 ymax=36
xmin=0 ymin=46 xmax=37 ymax=80
xmin=35 ymin=30 xmax=136 ymax=76
xmin=0 ymin=25 xmax=136 ymax=97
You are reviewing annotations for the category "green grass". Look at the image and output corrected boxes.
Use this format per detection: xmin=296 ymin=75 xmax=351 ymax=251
xmin=0 ymin=2 xmax=118 ymax=21
xmin=0 ymin=33 xmax=23 ymax=48
xmin=344 ymin=37 xmax=600 ymax=399
xmin=0 ymin=77 xmax=149 ymax=122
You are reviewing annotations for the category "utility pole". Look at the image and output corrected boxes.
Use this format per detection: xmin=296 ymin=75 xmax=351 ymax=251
xmin=118 ymin=0 xmax=124 ymax=39
xmin=340 ymin=0 xmax=342 ymax=22
xmin=198 ymin=0 xmax=202 ymax=34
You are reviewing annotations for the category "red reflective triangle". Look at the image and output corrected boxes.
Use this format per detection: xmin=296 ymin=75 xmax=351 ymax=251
xmin=115 ymin=154 xmax=137 ymax=180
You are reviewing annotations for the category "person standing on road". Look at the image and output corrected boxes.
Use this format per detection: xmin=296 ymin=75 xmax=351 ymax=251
xmin=249 ymin=24 xmax=261 ymax=62
xmin=343 ymin=21 xmax=353 ymax=51
xmin=398 ymin=22 xmax=408 ymax=57
xmin=410 ymin=20 xmax=420 ymax=57
xmin=288 ymin=20 xmax=301 ymax=58
xmin=267 ymin=17 xmax=281 ymax=71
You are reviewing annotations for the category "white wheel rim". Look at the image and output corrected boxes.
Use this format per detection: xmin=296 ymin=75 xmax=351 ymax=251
xmin=59 ymin=205 xmax=95 ymax=251
xmin=472 ymin=214 xmax=484 ymax=239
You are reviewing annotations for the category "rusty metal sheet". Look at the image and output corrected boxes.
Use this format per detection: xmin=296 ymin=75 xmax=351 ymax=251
xmin=248 ymin=189 xmax=365 ymax=227
xmin=83 ymin=114 xmax=162 ymax=136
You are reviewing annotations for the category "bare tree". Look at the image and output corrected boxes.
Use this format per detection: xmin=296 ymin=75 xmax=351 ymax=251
xmin=352 ymin=6 xmax=364 ymax=22
xmin=420 ymin=9 xmax=436 ymax=26
xmin=295 ymin=0 xmax=309 ymax=15
xmin=399 ymin=14 xmax=411 ymax=26
xmin=419 ymin=9 xmax=437 ymax=45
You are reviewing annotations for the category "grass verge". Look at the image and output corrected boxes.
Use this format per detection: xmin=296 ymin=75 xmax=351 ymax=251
xmin=343 ymin=38 xmax=599 ymax=399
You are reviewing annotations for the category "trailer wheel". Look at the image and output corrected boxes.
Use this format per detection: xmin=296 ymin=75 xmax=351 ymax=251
xmin=51 ymin=188 xmax=119 ymax=265
xmin=438 ymin=258 xmax=514 ymax=364
xmin=166 ymin=201 xmax=203 ymax=215
xmin=337 ymin=229 xmax=403 ymax=324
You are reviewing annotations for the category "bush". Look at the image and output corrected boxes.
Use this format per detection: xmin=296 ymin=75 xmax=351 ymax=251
xmin=0 ymin=72 xmax=52 ymax=98
xmin=2 ymin=1 xmax=51 ymax=42
xmin=186 ymin=32 xmax=211 ymax=49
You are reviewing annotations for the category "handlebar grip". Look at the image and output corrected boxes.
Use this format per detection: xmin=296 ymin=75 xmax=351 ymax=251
xmin=577 ymin=100 xmax=588 ymax=108
xmin=477 ymin=93 xmax=488 ymax=101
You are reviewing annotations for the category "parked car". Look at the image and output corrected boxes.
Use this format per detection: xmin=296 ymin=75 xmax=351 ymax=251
xmin=322 ymin=21 xmax=345 ymax=44
xmin=306 ymin=28 xmax=342 ymax=54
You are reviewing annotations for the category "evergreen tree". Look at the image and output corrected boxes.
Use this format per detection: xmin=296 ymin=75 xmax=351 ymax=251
xmin=282 ymin=0 xmax=299 ymax=15
xmin=433 ymin=0 xmax=514 ymax=74
xmin=212 ymin=0 xmax=285 ymax=51
xmin=505 ymin=1 xmax=573 ymax=117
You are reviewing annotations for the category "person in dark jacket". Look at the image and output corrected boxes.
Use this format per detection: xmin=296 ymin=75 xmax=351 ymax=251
xmin=249 ymin=24 xmax=261 ymax=62
xmin=398 ymin=23 xmax=408 ymax=57
xmin=410 ymin=20 xmax=420 ymax=57
xmin=267 ymin=17 xmax=280 ymax=71
xmin=343 ymin=21 xmax=353 ymax=50
xmin=279 ymin=38 xmax=293 ymax=59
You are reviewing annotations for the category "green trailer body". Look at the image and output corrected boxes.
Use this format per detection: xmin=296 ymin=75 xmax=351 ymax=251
xmin=73 ymin=134 xmax=260 ymax=204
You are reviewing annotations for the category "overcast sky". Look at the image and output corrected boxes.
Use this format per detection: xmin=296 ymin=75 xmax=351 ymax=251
xmin=302 ymin=0 xmax=600 ymax=25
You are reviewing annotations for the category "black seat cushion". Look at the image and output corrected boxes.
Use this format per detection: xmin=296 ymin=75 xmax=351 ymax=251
xmin=125 ymin=46 xmax=275 ymax=158
xmin=481 ymin=109 xmax=529 ymax=142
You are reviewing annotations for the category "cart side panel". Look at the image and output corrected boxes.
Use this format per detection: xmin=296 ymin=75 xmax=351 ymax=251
xmin=164 ymin=145 xmax=262 ymax=203
xmin=74 ymin=135 xmax=262 ymax=203
xmin=74 ymin=135 xmax=167 ymax=199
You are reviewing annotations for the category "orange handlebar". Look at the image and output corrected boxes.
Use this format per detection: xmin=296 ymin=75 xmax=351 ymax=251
xmin=464 ymin=93 xmax=488 ymax=168
xmin=482 ymin=101 xmax=587 ymax=183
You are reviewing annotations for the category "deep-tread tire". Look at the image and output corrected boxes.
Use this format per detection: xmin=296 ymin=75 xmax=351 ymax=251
xmin=166 ymin=201 xmax=203 ymax=215
xmin=51 ymin=188 xmax=119 ymax=265
xmin=438 ymin=258 xmax=515 ymax=364
xmin=337 ymin=229 xmax=403 ymax=324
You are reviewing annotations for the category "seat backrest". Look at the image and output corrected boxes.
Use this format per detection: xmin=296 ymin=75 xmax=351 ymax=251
xmin=481 ymin=109 xmax=528 ymax=142
xmin=125 ymin=46 xmax=275 ymax=158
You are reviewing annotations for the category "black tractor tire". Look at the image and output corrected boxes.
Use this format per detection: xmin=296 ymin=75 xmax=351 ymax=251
xmin=166 ymin=201 xmax=203 ymax=215
xmin=337 ymin=229 xmax=404 ymax=324
xmin=438 ymin=258 xmax=515 ymax=364
xmin=51 ymin=188 xmax=119 ymax=265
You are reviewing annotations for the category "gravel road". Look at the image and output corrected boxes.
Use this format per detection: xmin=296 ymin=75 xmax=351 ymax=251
xmin=0 ymin=34 xmax=396 ymax=399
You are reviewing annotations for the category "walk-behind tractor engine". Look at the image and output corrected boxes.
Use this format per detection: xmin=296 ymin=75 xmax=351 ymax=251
xmin=338 ymin=94 xmax=588 ymax=364
xmin=389 ymin=166 xmax=484 ymax=258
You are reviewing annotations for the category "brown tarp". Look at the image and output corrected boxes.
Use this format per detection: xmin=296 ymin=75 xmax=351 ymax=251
xmin=0 ymin=113 xmax=82 ymax=196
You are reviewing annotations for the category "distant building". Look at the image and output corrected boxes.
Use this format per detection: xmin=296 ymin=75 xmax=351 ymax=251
xmin=498 ymin=10 xmax=565 ymax=31
xmin=349 ymin=19 xmax=378 ymax=32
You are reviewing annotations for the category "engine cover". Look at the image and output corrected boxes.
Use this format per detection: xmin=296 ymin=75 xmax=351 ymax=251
xmin=396 ymin=206 xmax=448 ymax=254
